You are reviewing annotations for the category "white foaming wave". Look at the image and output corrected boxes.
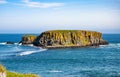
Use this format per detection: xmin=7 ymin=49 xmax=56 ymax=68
xmin=0 ymin=42 xmax=6 ymax=45
xmin=108 ymin=43 xmax=120 ymax=48
xmin=27 ymin=44 xmax=34 ymax=46
xmin=18 ymin=51 xmax=36 ymax=56
xmin=116 ymin=43 xmax=120 ymax=47
xmin=47 ymin=70 xmax=63 ymax=73
xmin=100 ymin=43 xmax=120 ymax=49
xmin=0 ymin=42 xmax=19 ymax=45
xmin=18 ymin=43 xmax=22 ymax=45
xmin=14 ymin=43 xmax=19 ymax=45
xmin=17 ymin=49 xmax=47 ymax=56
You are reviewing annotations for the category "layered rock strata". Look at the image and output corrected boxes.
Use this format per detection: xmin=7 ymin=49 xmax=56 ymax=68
xmin=32 ymin=30 xmax=108 ymax=48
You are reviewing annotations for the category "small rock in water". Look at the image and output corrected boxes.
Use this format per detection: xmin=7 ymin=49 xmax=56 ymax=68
xmin=6 ymin=42 xmax=14 ymax=44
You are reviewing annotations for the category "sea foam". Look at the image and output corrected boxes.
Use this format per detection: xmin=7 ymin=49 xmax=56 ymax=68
xmin=0 ymin=42 xmax=6 ymax=45
xmin=100 ymin=43 xmax=120 ymax=49
xmin=47 ymin=70 xmax=63 ymax=73
xmin=17 ymin=49 xmax=47 ymax=56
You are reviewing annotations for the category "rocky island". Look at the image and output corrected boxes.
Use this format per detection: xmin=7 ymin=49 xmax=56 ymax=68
xmin=20 ymin=35 xmax=37 ymax=44
xmin=21 ymin=30 xmax=108 ymax=48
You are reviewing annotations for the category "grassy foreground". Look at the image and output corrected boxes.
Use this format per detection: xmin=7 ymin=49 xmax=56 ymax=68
xmin=0 ymin=64 xmax=39 ymax=77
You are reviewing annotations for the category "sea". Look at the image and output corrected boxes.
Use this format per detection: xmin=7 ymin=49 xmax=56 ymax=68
xmin=0 ymin=34 xmax=120 ymax=77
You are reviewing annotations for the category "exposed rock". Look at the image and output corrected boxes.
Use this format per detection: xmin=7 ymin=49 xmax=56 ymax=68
xmin=6 ymin=42 xmax=14 ymax=44
xmin=99 ymin=40 xmax=109 ymax=45
xmin=21 ymin=35 xmax=37 ymax=45
xmin=33 ymin=30 xmax=108 ymax=48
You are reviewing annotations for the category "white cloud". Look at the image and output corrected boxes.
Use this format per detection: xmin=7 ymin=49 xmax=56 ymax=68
xmin=21 ymin=0 xmax=64 ymax=8
xmin=0 ymin=0 xmax=7 ymax=4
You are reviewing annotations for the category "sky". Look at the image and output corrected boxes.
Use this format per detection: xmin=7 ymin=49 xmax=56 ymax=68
xmin=0 ymin=0 xmax=120 ymax=34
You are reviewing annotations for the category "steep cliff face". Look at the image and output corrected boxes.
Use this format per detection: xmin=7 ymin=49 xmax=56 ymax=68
xmin=33 ymin=30 xmax=108 ymax=48
xmin=21 ymin=35 xmax=37 ymax=44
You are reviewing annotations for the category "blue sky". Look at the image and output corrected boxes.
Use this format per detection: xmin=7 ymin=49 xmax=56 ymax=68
xmin=0 ymin=0 xmax=120 ymax=33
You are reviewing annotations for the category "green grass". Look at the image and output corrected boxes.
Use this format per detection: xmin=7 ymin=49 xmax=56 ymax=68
xmin=6 ymin=71 xmax=39 ymax=77
xmin=0 ymin=64 xmax=39 ymax=77
xmin=45 ymin=30 xmax=99 ymax=33
xmin=43 ymin=30 xmax=100 ymax=33
xmin=23 ymin=34 xmax=37 ymax=37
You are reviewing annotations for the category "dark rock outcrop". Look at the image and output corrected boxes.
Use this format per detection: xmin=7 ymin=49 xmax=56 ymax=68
xmin=6 ymin=42 xmax=14 ymax=44
xmin=33 ymin=30 xmax=108 ymax=48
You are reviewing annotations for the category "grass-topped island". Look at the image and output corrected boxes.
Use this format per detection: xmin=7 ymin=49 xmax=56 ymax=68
xmin=21 ymin=30 xmax=108 ymax=48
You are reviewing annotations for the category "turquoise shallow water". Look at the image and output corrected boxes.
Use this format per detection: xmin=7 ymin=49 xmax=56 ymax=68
xmin=0 ymin=34 xmax=120 ymax=77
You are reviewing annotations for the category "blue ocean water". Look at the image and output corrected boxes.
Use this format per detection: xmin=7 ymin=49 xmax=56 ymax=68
xmin=0 ymin=34 xmax=120 ymax=77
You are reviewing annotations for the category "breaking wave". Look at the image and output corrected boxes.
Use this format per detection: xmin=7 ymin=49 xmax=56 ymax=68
xmin=0 ymin=42 xmax=19 ymax=45
xmin=17 ymin=49 xmax=47 ymax=56
xmin=47 ymin=70 xmax=63 ymax=73
xmin=0 ymin=42 xmax=6 ymax=45
xmin=100 ymin=43 xmax=120 ymax=49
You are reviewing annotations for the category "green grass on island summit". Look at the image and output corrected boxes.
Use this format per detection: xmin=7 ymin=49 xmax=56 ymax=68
xmin=0 ymin=64 xmax=40 ymax=77
xmin=46 ymin=30 xmax=100 ymax=32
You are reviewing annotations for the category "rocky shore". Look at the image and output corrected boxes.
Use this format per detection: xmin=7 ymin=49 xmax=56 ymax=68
xmin=21 ymin=30 xmax=108 ymax=48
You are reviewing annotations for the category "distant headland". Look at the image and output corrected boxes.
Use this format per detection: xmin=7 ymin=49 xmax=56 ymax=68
xmin=20 ymin=30 xmax=108 ymax=48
